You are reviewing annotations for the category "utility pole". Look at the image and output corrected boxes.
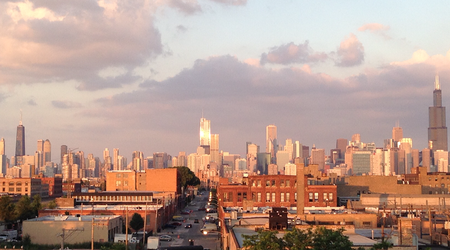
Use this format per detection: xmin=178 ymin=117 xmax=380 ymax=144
xmin=59 ymin=227 xmax=84 ymax=250
xmin=143 ymin=202 xmax=147 ymax=246
xmin=126 ymin=206 xmax=129 ymax=250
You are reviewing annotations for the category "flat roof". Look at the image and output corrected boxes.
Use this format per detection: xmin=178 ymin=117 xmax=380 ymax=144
xmin=28 ymin=215 xmax=121 ymax=222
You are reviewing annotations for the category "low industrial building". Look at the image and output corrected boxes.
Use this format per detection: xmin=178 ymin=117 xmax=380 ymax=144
xmin=23 ymin=215 xmax=122 ymax=245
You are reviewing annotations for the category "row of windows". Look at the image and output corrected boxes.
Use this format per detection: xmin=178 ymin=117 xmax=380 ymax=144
xmin=75 ymin=195 xmax=153 ymax=202
xmin=308 ymin=192 xmax=334 ymax=202
xmin=1 ymin=182 xmax=30 ymax=186
xmin=428 ymin=176 xmax=450 ymax=181
xmin=2 ymin=187 xmax=29 ymax=192
xmin=115 ymin=181 xmax=130 ymax=186
xmin=115 ymin=174 xmax=129 ymax=178
xmin=251 ymin=179 xmax=295 ymax=187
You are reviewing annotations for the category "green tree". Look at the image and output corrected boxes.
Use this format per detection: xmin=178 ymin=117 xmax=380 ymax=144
xmin=31 ymin=194 xmax=42 ymax=217
xmin=283 ymin=227 xmax=314 ymax=250
xmin=371 ymin=239 xmax=393 ymax=250
xmin=311 ymin=227 xmax=353 ymax=250
xmin=129 ymin=213 xmax=144 ymax=232
xmin=174 ymin=166 xmax=200 ymax=189
xmin=0 ymin=196 xmax=16 ymax=222
xmin=47 ymin=200 xmax=57 ymax=209
xmin=15 ymin=195 xmax=33 ymax=221
xmin=243 ymin=230 xmax=284 ymax=250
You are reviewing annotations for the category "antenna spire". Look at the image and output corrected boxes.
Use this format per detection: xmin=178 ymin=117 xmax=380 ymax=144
xmin=20 ymin=110 xmax=22 ymax=125
xmin=435 ymin=75 xmax=440 ymax=90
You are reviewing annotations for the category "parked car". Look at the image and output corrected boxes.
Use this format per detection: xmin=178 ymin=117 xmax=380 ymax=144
xmin=170 ymin=222 xmax=182 ymax=226
xmin=163 ymin=224 xmax=177 ymax=229
xmin=185 ymin=223 xmax=192 ymax=228
xmin=181 ymin=210 xmax=191 ymax=215
xmin=159 ymin=235 xmax=172 ymax=241
xmin=198 ymin=207 xmax=206 ymax=211
xmin=194 ymin=219 xmax=199 ymax=223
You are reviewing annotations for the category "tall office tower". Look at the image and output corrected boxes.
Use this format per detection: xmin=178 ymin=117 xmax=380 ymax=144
xmin=310 ymin=146 xmax=325 ymax=170
xmin=60 ymin=145 xmax=68 ymax=167
xmin=293 ymin=141 xmax=302 ymax=159
xmin=434 ymin=150 xmax=449 ymax=172
xmin=276 ymin=150 xmax=290 ymax=173
xmin=392 ymin=123 xmax=403 ymax=145
xmin=0 ymin=138 xmax=4 ymax=155
xmin=36 ymin=140 xmax=44 ymax=169
xmin=177 ymin=152 xmax=187 ymax=167
xmin=351 ymin=134 xmax=361 ymax=144
xmin=153 ymin=152 xmax=168 ymax=169
xmin=187 ymin=153 xmax=199 ymax=173
xmin=429 ymin=75 xmax=448 ymax=151
xmin=113 ymin=148 xmax=119 ymax=170
xmin=266 ymin=125 xmax=278 ymax=163
xmin=132 ymin=151 xmax=144 ymax=171
xmin=43 ymin=139 xmax=51 ymax=164
xmin=399 ymin=138 xmax=413 ymax=174
xmin=285 ymin=139 xmax=294 ymax=162
xmin=336 ymin=138 xmax=348 ymax=159
xmin=200 ymin=116 xmax=211 ymax=146
xmin=412 ymin=149 xmax=419 ymax=169
xmin=211 ymin=134 xmax=220 ymax=164
xmin=247 ymin=143 xmax=258 ymax=172
xmin=302 ymin=145 xmax=310 ymax=165
xmin=0 ymin=138 xmax=5 ymax=176
xmin=15 ymin=119 xmax=25 ymax=166
xmin=422 ymin=148 xmax=431 ymax=171
xmin=256 ymin=152 xmax=270 ymax=175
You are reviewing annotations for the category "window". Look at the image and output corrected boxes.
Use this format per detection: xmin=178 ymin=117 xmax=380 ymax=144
xmin=252 ymin=193 xmax=256 ymax=201
xmin=252 ymin=181 xmax=256 ymax=187
xmin=309 ymin=193 xmax=313 ymax=202
xmin=280 ymin=180 xmax=285 ymax=187
xmin=237 ymin=192 xmax=242 ymax=202
xmin=223 ymin=192 xmax=228 ymax=202
xmin=286 ymin=180 xmax=290 ymax=187
xmin=329 ymin=193 xmax=333 ymax=201
xmin=16 ymin=187 xmax=21 ymax=192
xmin=9 ymin=187 xmax=14 ymax=192
xmin=272 ymin=193 xmax=276 ymax=202
xmin=257 ymin=180 xmax=261 ymax=187
xmin=116 ymin=173 xmax=121 ymax=178
xmin=257 ymin=193 xmax=261 ymax=202
xmin=323 ymin=193 xmax=328 ymax=201
xmin=229 ymin=192 xmax=233 ymax=201
xmin=16 ymin=182 xmax=22 ymax=186
xmin=9 ymin=182 xmax=14 ymax=186
xmin=286 ymin=193 xmax=290 ymax=202
xmin=280 ymin=193 xmax=285 ymax=202
xmin=266 ymin=193 xmax=270 ymax=202
xmin=266 ymin=181 xmax=270 ymax=187
xmin=272 ymin=180 xmax=276 ymax=187
xmin=124 ymin=181 xmax=128 ymax=186
xmin=295 ymin=192 xmax=297 ymax=202
xmin=314 ymin=193 xmax=319 ymax=202
xmin=243 ymin=192 xmax=247 ymax=200
xmin=115 ymin=181 xmax=121 ymax=186
xmin=123 ymin=174 xmax=128 ymax=178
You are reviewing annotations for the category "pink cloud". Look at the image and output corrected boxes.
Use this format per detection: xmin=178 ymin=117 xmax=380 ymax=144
xmin=210 ymin=0 xmax=247 ymax=6
xmin=358 ymin=23 xmax=391 ymax=40
xmin=335 ymin=33 xmax=364 ymax=67
xmin=260 ymin=41 xmax=328 ymax=65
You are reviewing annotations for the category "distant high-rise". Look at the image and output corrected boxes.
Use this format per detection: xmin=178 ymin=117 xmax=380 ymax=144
xmin=200 ymin=116 xmax=211 ymax=146
xmin=15 ymin=118 xmax=25 ymax=165
xmin=113 ymin=148 xmax=119 ymax=170
xmin=0 ymin=138 xmax=5 ymax=176
xmin=266 ymin=125 xmax=278 ymax=163
xmin=210 ymin=134 xmax=220 ymax=164
xmin=428 ymin=75 xmax=448 ymax=151
xmin=392 ymin=123 xmax=403 ymax=144
xmin=43 ymin=139 xmax=51 ymax=164
xmin=0 ymin=138 xmax=5 ymax=155
xmin=60 ymin=145 xmax=68 ymax=167
xmin=336 ymin=138 xmax=348 ymax=159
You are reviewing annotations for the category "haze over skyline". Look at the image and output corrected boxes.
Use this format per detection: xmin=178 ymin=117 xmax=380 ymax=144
xmin=1 ymin=0 xmax=450 ymax=159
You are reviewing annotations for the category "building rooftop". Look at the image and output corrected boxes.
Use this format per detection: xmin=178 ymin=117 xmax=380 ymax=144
xmin=27 ymin=214 xmax=121 ymax=222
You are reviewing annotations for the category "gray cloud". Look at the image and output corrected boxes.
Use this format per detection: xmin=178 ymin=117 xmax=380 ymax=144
xmin=167 ymin=0 xmax=202 ymax=15
xmin=27 ymin=99 xmax=37 ymax=106
xmin=334 ymin=33 xmax=365 ymax=67
xmin=260 ymin=41 xmax=328 ymax=65
xmin=52 ymin=100 xmax=83 ymax=109
xmin=87 ymin=54 xmax=442 ymax=156
xmin=210 ymin=0 xmax=247 ymax=6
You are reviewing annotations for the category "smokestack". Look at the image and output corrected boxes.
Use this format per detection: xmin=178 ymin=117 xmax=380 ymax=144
xmin=296 ymin=162 xmax=305 ymax=215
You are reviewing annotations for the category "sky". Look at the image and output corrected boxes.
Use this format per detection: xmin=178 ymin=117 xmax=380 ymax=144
xmin=1 ymin=0 xmax=450 ymax=161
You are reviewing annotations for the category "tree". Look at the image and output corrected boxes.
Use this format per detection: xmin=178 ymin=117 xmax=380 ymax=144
xmin=244 ymin=227 xmax=353 ymax=250
xmin=371 ymin=239 xmax=393 ymax=250
xmin=311 ymin=227 xmax=353 ymax=250
xmin=243 ymin=230 xmax=284 ymax=250
xmin=47 ymin=200 xmax=57 ymax=209
xmin=283 ymin=227 xmax=314 ymax=250
xmin=15 ymin=195 xmax=33 ymax=221
xmin=174 ymin=166 xmax=200 ymax=189
xmin=129 ymin=213 xmax=144 ymax=232
xmin=31 ymin=194 xmax=42 ymax=217
xmin=0 ymin=196 xmax=16 ymax=222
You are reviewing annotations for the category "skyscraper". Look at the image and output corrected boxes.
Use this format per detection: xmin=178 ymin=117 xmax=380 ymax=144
xmin=0 ymin=138 xmax=5 ymax=176
xmin=392 ymin=123 xmax=403 ymax=144
xmin=210 ymin=134 xmax=220 ymax=164
xmin=113 ymin=148 xmax=119 ymax=170
xmin=200 ymin=116 xmax=211 ymax=146
xmin=429 ymin=75 xmax=448 ymax=151
xmin=15 ymin=118 xmax=25 ymax=166
xmin=266 ymin=125 xmax=278 ymax=163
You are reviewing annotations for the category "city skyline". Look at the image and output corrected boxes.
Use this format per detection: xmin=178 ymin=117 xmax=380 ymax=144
xmin=1 ymin=1 xmax=450 ymax=158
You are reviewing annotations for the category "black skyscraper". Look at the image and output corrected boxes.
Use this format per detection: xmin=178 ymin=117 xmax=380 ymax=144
xmin=15 ymin=120 xmax=25 ymax=165
xmin=428 ymin=75 xmax=448 ymax=151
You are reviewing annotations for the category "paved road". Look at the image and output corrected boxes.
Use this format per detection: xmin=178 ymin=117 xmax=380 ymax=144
xmin=158 ymin=193 xmax=220 ymax=250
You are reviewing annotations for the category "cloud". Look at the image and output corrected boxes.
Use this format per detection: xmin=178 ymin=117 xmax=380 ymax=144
xmin=167 ymin=0 xmax=202 ymax=15
xmin=260 ymin=41 xmax=328 ymax=65
xmin=176 ymin=25 xmax=188 ymax=33
xmin=334 ymin=33 xmax=364 ymax=67
xmin=27 ymin=99 xmax=37 ymax=106
xmin=0 ymin=0 xmax=162 ymax=89
xmin=210 ymin=0 xmax=247 ymax=6
xmin=52 ymin=100 xmax=83 ymax=109
xmin=358 ymin=23 xmax=391 ymax=39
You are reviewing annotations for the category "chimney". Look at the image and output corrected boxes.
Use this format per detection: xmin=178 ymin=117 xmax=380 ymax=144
xmin=296 ymin=162 xmax=305 ymax=215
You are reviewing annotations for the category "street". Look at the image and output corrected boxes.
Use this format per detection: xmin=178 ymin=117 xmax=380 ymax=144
xmin=158 ymin=193 xmax=219 ymax=250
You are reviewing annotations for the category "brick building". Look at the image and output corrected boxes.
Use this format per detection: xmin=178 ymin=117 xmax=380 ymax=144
xmin=217 ymin=174 xmax=337 ymax=209
xmin=40 ymin=177 xmax=63 ymax=197
xmin=0 ymin=177 xmax=48 ymax=198
xmin=403 ymin=166 xmax=450 ymax=194
xmin=106 ymin=168 xmax=181 ymax=194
